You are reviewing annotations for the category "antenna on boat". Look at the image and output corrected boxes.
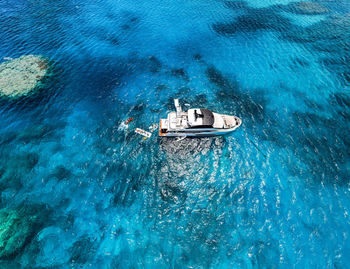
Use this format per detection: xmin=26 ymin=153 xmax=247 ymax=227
xmin=174 ymin=99 xmax=182 ymax=118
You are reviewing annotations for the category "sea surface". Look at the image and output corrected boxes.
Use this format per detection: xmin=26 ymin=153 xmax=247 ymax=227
xmin=0 ymin=0 xmax=350 ymax=268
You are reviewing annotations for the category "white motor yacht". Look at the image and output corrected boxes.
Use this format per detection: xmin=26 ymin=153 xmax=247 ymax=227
xmin=159 ymin=99 xmax=241 ymax=137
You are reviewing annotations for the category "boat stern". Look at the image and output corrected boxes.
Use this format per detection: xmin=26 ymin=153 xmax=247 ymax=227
xmin=159 ymin=118 xmax=168 ymax=136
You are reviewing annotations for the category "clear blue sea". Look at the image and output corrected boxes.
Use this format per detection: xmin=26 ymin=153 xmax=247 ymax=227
xmin=0 ymin=0 xmax=350 ymax=267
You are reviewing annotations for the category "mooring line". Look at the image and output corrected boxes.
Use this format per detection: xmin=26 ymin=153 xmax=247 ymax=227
xmin=245 ymin=130 xmax=267 ymax=159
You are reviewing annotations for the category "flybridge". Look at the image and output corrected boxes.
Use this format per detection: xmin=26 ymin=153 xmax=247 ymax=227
xmin=188 ymin=108 xmax=214 ymax=128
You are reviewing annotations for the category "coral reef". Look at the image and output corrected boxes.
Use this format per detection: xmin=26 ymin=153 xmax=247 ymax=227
xmin=0 ymin=205 xmax=49 ymax=259
xmin=0 ymin=55 xmax=49 ymax=98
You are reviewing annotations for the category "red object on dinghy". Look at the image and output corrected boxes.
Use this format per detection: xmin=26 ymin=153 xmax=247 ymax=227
xmin=124 ymin=117 xmax=133 ymax=125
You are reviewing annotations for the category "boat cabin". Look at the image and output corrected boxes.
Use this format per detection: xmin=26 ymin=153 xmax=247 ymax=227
xmin=188 ymin=109 xmax=214 ymax=128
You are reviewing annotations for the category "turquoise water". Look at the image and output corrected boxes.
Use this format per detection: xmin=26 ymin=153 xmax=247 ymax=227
xmin=0 ymin=0 xmax=350 ymax=267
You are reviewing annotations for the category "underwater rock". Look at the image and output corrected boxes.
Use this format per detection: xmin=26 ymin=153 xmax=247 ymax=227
xmin=132 ymin=102 xmax=145 ymax=112
xmin=171 ymin=68 xmax=189 ymax=81
xmin=156 ymin=84 xmax=168 ymax=92
xmin=69 ymin=237 xmax=97 ymax=264
xmin=148 ymin=56 xmax=162 ymax=73
xmin=0 ymin=205 xmax=49 ymax=259
xmin=0 ymin=55 xmax=50 ymax=98
xmin=283 ymin=1 xmax=329 ymax=15
xmin=120 ymin=12 xmax=140 ymax=31
xmin=193 ymin=54 xmax=203 ymax=61
xmin=0 ymin=152 xmax=39 ymax=191
xmin=50 ymin=165 xmax=72 ymax=181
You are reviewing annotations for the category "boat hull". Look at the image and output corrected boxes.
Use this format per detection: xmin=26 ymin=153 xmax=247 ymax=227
xmin=159 ymin=126 xmax=240 ymax=137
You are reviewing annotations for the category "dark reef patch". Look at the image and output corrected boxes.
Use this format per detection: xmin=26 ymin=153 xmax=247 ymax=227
xmin=193 ymin=53 xmax=203 ymax=61
xmin=282 ymin=14 xmax=350 ymax=46
xmin=16 ymin=123 xmax=65 ymax=144
xmin=85 ymin=25 xmax=120 ymax=46
xmin=280 ymin=14 xmax=350 ymax=85
xmin=206 ymin=66 xmax=240 ymax=90
xmin=206 ymin=65 xmax=267 ymax=123
xmin=170 ymin=68 xmax=189 ymax=81
xmin=69 ymin=237 xmax=97 ymax=264
xmin=333 ymin=92 xmax=350 ymax=111
xmin=224 ymin=0 xmax=248 ymax=10
xmin=0 ymin=152 xmax=39 ymax=191
xmin=108 ymin=153 xmax=150 ymax=207
xmin=291 ymin=57 xmax=310 ymax=68
xmin=50 ymin=165 xmax=72 ymax=181
xmin=106 ymin=10 xmax=141 ymax=32
xmin=257 ymin=92 xmax=350 ymax=186
xmin=0 ymin=121 xmax=65 ymax=151
xmin=0 ymin=120 xmax=67 ymax=191
xmin=281 ymin=1 xmax=329 ymax=15
xmin=212 ymin=7 xmax=292 ymax=36
xmin=156 ymin=84 xmax=169 ymax=92
xmin=160 ymin=181 xmax=187 ymax=204
xmin=131 ymin=102 xmax=145 ymax=112
xmin=148 ymin=56 xmax=162 ymax=73
xmin=214 ymin=2 xmax=350 ymax=86
xmin=0 ymin=204 xmax=52 ymax=260
xmin=208 ymin=3 xmax=350 ymax=185
xmin=120 ymin=13 xmax=140 ymax=31
xmin=104 ymin=34 xmax=120 ymax=46
xmin=112 ymin=175 xmax=141 ymax=207
xmin=291 ymin=111 xmax=350 ymax=185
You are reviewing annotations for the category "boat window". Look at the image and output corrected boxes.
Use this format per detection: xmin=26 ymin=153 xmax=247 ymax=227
xmin=189 ymin=125 xmax=213 ymax=129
